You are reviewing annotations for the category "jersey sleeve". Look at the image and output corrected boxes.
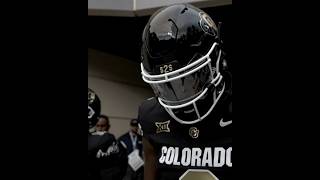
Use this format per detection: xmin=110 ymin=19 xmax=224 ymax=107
xmin=137 ymin=98 xmax=157 ymax=142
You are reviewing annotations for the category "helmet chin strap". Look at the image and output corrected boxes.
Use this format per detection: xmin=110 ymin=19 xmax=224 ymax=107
xmin=159 ymin=81 xmax=225 ymax=125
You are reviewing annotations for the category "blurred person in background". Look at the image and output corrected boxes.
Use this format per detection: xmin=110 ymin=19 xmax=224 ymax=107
xmin=92 ymin=115 xmax=110 ymax=135
xmin=88 ymin=88 xmax=128 ymax=180
xmin=119 ymin=119 xmax=144 ymax=180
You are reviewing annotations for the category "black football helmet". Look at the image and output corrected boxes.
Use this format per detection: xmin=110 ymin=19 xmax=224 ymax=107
xmin=141 ymin=4 xmax=227 ymax=124
xmin=88 ymin=88 xmax=101 ymax=130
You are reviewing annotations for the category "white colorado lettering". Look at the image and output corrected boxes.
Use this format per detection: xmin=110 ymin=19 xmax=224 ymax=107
xmin=165 ymin=147 xmax=175 ymax=165
xmin=181 ymin=148 xmax=191 ymax=166
xmin=159 ymin=146 xmax=167 ymax=163
xmin=214 ymin=147 xmax=225 ymax=167
xmin=159 ymin=146 xmax=232 ymax=168
xmin=226 ymin=147 xmax=232 ymax=167
xmin=202 ymin=147 xmax=213 ymax=167
xmin=173 ymin=147 xmax=181 ymax=165
xmin=191 ymin=148 xmax=202 ymax=166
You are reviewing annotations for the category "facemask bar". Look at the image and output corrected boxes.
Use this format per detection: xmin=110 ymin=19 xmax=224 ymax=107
xmin=141 ymin=42 xmax=218 ymax=84
xmin=142 ymin=41 xmax=224 ymax=124
xmin=156 ymin=60 xmax=222 ymax=109
xmin=160 ymin=82 xmax=225 ymax=124
xmin=155 ymin=47 xmax=222 ymax=107
xmin=157 ymin=49 xmax=224 ymax=124
xmin=158 ymin=85 xmax=209 ymax=109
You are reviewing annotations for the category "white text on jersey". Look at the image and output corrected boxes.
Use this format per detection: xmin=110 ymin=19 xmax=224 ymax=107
xmin=159 ymin=146 xmax=232 ymax=167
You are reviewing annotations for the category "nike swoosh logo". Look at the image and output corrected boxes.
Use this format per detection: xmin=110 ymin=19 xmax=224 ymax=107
xmin=220 ymin=118 xmax=232 ymax=127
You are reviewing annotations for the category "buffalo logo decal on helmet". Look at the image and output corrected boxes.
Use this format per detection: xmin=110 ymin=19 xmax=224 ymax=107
xmin=88 ymin=89 xmax=96 ymax=104
xmin=199 ymin=12 xmax=216 ymax=36
xmin=88 ymin=88 xmax=101 ymax=130
xmin=200 ymin=12 xmax=215 ymax=27
xmin=88 ymin=89 xmax=96 ymax=119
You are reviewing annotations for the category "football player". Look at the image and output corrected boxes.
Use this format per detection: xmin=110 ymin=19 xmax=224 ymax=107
xmin=88 ymin=88 xmax=128 ymax=180
xmin=138 ymin=4 xmax=232 ymax=180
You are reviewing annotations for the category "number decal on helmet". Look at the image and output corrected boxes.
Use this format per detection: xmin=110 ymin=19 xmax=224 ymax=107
xmin=159 ymin=64 xmax=173 ymax=74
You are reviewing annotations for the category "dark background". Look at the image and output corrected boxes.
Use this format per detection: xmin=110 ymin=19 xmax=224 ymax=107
xmin=2 ymin=1 xmax=318 ymax=179
xmin=88 ymin=5 xmax=232 ymax=64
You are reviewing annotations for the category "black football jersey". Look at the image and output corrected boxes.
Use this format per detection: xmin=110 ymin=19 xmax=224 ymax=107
xmin=138 ymin=93 xmax=232 ymax=180
xmin=88 ymin=132 xmax=128 ymax=180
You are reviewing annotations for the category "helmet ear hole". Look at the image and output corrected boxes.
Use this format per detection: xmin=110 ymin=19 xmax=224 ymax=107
xmin=217 ymin=49 xmax=228 ymax=73
xmin=221 ymin=58 xmax=228 ymax=71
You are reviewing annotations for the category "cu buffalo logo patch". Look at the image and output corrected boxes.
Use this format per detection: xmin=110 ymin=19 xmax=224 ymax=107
xmin=189 ymin=127 xmax=199 ymax=138
xmin=180 ymin=169 xmax=219 ymax=180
